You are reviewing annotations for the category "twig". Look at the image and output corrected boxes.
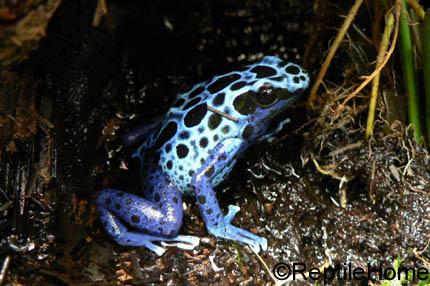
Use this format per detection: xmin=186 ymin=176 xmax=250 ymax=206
xmin=207 ymin=105 xmax=239 ymax=122
xmin=0 ymin=256 xmax=11 ymax=286
xmin=407 ymin=0 xmax=425 ymax=20
xmin=248 ymin=247 xmax=283 ymax=286
xmin=249 ymin=246 xmax=330 ymax=286
xmin=327 ymin=141 xmax=363 ymax=156
xmin=92 ymin=0 xmax=108 ymax=27
xmin=307 ymin=0 xmax=364 ymax=107
xmin=366 ymin=12 xmax=395 ymax=139
xmin=337 ymin=1 xmax=401 ymax=111
xmin=311 ymin=154 xmax=353 ymax=182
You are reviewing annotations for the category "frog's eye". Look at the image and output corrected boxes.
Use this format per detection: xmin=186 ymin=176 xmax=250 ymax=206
xmin=255 ymin=84 xmax=277 ymax=106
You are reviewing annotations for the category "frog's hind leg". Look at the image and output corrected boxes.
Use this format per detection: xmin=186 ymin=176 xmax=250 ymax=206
xmin=96 ymin=177 xmax=199 ymax=255
xmin=97 ymin=205 xmax=198 ymax=256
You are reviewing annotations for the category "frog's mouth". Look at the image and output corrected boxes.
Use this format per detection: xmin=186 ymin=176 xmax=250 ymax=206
xmin=268 ymin=107 xmax=292 ymax=123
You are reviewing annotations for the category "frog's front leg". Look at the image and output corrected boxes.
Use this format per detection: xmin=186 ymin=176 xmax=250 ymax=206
xmin=96 ymin=170 xmax=199 ymax=256
xmin=191 ymin=138 xmax=268 ymax=253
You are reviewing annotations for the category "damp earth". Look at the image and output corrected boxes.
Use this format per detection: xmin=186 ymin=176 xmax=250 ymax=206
xmin=0 ymin=0 xmax=429 ymax=285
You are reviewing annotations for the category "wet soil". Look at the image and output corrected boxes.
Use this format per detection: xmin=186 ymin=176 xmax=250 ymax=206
xmin=1 ymin=1 xmax=429 ymax=285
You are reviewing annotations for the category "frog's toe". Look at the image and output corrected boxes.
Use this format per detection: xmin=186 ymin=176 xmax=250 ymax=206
xmin=176 ymin=235 xmax=200 ymax=246
xmin=210 ymin=205 xmax=268 ymax=252
xmin=260 ymin=237 xmax=268 ymax=251
xmin=160 ymin=235 xmax=200 ymax=251
xmin=229 ymin=224 xmax=268 ymax=253
xmin=209 ymin=222 xmax=267 ymax=253
xmin=233 ymin=226 xmax=268 ymax=252
xmin=119 ymin=233 xmax=199 ymax=255
xmin=162 ymin=235 xmax=200 ymax=248
xmin=143 ymin=241 xmax=167 ymax=256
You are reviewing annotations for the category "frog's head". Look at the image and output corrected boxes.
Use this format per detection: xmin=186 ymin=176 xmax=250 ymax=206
xmin=232 ymin=56 xmax=309 ymax=125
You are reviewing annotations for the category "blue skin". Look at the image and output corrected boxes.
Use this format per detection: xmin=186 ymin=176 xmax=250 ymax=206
xmin=96 ymin=56 xmax=309 ymax=256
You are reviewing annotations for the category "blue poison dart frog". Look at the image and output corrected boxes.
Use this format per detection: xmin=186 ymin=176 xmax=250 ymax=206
xmin=96 ymin=56 xmax=309 ymax=256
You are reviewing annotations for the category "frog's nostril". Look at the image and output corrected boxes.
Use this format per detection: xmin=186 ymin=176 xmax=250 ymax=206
xmin=299 ymin=71 xmax=310 ymax=86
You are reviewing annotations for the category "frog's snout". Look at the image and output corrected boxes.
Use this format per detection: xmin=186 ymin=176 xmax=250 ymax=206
xmin=285 ymin=63 xmax=310 ymax=93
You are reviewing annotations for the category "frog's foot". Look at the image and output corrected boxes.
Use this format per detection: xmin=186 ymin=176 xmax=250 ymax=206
xmin=208 ymin=205 xmax=268 ymax=253
xmin=98 ymin=206 xmax=199 ymax=256
xmin=119 ymin=232 xmax=200 ymax=256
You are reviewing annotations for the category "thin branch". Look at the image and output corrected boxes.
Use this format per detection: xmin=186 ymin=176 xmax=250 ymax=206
xmin=366 ymin=12 xmax=395 ymax=139
xmin=337 ymin=1 xmax=401 ymax=111
xmin=307 ymin=0 xmax=364 ymax=107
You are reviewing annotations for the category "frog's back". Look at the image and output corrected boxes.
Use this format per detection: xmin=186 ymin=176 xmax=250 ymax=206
xmin=139 ymin=56 xmax=308 ymax=192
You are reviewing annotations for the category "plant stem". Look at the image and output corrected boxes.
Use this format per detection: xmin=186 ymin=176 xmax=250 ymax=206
xmin=423 ymin=9 xmax=430 ymax=142
xmin=339 ymin=1 xmax=401 ymax=110
xmin=407 ymin=0 xmax=425 ymax=20
xmin=366 ymin=13 xmax=395 ymax=139
xmin=307 ymin=0 xmax=364 ymax=108
xmin=399 ymin=0 xmax=422 ymax=142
